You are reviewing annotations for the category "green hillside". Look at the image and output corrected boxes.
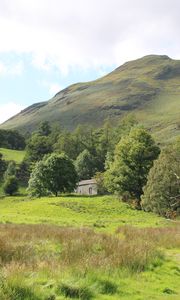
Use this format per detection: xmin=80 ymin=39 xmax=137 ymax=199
xmin=0 ymin=147 xmax=25 ymax=163
xmin=1 ymin=55 xmax=180 ymax=143
xmin=0 ymin=195 xmax=169 ymax=230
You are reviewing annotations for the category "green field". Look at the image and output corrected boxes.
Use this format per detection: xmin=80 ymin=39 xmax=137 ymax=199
xmin=0 ymin=147 xmax=25 ymax=163
xmin=0 ymin=195 xmax=170 ymax=230
xmin=0 ymin=195 xmax=179 ymax=299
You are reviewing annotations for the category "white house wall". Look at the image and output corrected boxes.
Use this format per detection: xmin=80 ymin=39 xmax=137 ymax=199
xmin=76 ymin=183 xmax=97 ymax=195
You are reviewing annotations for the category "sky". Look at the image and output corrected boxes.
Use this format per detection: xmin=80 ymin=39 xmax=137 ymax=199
xmin=0 ymin=0 xmax=180 ymax=124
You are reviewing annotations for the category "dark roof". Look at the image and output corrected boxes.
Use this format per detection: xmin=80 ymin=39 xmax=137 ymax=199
xmin=77 ymin=179 xmax=97 ymax=186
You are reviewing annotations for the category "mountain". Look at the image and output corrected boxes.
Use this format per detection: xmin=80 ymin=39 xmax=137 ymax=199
xmin=1 ymin=55 xmax=180 ymax=143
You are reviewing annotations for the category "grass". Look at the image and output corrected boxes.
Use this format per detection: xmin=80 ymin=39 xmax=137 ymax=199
xmin=0 ymin=147 xmax=25 ymax=163
xmin=0 ymin=223 xmax=179 ymax=299
xmin=0 ymin=195 xmax=179 ymax=299
xmin=0 ymin=195 xmax=171 ymax=231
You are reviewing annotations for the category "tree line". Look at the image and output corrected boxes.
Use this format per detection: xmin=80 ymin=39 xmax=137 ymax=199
xmin=0 ymin=117 xmax=179 ymax=218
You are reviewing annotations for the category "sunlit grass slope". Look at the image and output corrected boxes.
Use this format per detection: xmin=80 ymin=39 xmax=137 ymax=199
xmin=0 ymin=195 xmax=170 ymax=230
xmin=0 ymin=147 xmax=25 ymax=163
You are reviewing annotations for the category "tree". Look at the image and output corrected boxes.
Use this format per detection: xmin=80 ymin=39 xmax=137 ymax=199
xmin=3 ymin=176 xmax=19 ymax=196
xmin=0 ymin=129 xmax=25 ymax=150
xmin=27 ymin=161 xmax=47 ymax=197
xmin=75 ymin=149 xmax=97 ymax=180
xmin=54 ymin=131 xmax=78 ymax=160
xmin=104 ymin=127 xmax=160 ymax=206
xmin=141 ymin=140 xmax=180 ymax=217
xmin=28 ymin=153 xmax=77 ymax=197
xmin=4 ymin=161 xmax=16 ymax=180
xmin=26 ymin=133 xmax=52 ymax=162
xmin=38 ymin=121 xmax=51 ymax=136
xmin=94 ymin=172 xmax=107 ymax=195
xmin=16 ymin=161 xmax=31 ymax=186
xmin=0 ymin=153 xmax=6 ymax=178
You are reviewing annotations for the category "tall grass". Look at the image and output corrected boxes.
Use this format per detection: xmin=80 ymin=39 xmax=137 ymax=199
xmin=0 ymin=224 xmax=179 ymax=299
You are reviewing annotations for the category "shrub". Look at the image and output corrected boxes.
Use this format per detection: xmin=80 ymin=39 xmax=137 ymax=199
xmin=3 ymin=176 xmax=18 ymax=196
xmin=58 ymin=281 xmax=93 ymax=299
xmin=97 ymin=279 xmax=118 ymax=295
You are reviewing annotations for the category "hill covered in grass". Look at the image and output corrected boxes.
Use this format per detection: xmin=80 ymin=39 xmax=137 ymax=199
xmin=0 ymin=195 xmax=171 ymax=230
xmin=1 ymin=55 xmax=180 ymax=143
xmin=0 ymin=147 xmax=25 ymax=164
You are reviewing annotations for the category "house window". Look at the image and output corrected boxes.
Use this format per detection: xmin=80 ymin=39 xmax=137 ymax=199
xmin=89 ymin=187 xmax=92 ymax=195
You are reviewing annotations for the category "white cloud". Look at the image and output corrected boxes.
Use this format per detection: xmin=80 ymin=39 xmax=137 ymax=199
xmin=49 ymin=83 xmax=63 ymax=96
xmin=0 ymin=61 xmax=24 ymax=76
xmin=0 ymin=0 xmax=179 ymax=76
xmin=0 ymin=102 xmax=25 ymax=124
xmin=38 ymin=80 xmax=63 ymax=96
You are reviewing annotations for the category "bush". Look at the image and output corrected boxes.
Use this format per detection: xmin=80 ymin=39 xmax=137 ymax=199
xmin=3 ymin=176 xmax=19 ymax=196
xmin=58 ymin=281 xmax=93 ymax=299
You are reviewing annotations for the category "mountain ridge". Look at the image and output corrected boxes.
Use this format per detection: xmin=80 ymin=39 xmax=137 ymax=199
xmin=1 ymin=54 xmax=180 ymax=143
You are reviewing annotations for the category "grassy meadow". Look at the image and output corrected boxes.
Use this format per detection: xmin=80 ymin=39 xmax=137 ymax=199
xmin=0 ymin=147 xmax=25 ymax=164
xmin=0 ymin=195 xmax=179 ymax=299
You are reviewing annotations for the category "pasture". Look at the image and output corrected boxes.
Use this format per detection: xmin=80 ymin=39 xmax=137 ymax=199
xmin=0 ymin=195 xmax=179 ymax=299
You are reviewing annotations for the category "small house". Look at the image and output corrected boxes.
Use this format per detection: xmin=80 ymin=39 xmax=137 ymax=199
xmin=76 ymin=179 xmax=97 ymax=195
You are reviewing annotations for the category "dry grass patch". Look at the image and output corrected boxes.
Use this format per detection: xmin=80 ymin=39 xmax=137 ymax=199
xmin=0 ymin=224 xmax=179 ymax=274
xmin=0 ymin=224 xmax=179 ymax=299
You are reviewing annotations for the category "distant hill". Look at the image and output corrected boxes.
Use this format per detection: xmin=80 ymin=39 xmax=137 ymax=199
xmin=1 ymin=55 xmax=180 ymax=143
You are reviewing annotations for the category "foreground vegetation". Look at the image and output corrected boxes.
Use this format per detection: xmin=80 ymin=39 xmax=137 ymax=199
xmin=0 ymin=220 xmax=179 ymax=299
xmin=0 ymin=194 xmax=179 ymax=299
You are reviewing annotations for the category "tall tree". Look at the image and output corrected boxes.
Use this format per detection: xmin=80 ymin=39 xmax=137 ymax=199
xmin=104 ymin=127 xmax=160 ymax=206
xmin=75 ymin=149 xmax=97 ymax=180
xmin=141 ymin=139 xmax=180 ymax=217
xmin=26 ymin=133 xmax=52 ymax=162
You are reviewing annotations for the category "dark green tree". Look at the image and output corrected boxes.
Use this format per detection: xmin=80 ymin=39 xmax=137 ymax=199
xmin=3 ymin=175 xmax=19 ymax=196
xmin=26 ymin=133 xmax=52 ymax=162
xmin=104 ymin=127 xmax=160 ymax=206
xmin=4 ymin=161 xmax=16 ymax=180
xmin=54 ymin=131 xmax=78 ymax=160
xmin=38 ymin=121 xmax=51 ymax=136
xmin=0 ymin=153 xmax=6 ymax=178
xmin=75 ymin=149 xmax=97 ymax=180
xmin=0 ymin=129 xmax=25 ymax=150
xmin=141 ymin=139 xmax=180 ymax=217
